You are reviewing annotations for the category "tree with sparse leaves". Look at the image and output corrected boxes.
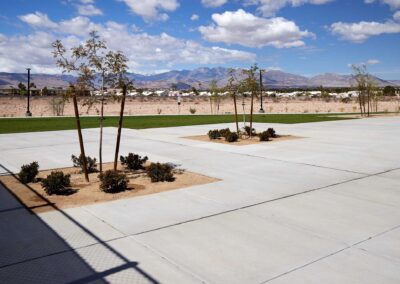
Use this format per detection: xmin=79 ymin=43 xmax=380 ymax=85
xmin=241 ymin=64 xmax=259 ymax=137
xmin=352 ymin=64 xmax=377 ymax=117
xmin=52 ymin=38 xmax=95 ymax=182
xmin=105 ymin=50 xmax=131 ymax=171
xmin=226 ymin=68 xmax=240 ymax=134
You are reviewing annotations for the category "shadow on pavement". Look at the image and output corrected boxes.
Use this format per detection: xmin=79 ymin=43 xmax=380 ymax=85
xmin=0 ymin=164 xmax=160 ymax=284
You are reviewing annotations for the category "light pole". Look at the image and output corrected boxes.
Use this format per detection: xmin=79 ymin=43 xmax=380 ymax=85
xmin=259 ymin=69 xmax=265 ymax=113
xmin=26 ymin=68 xmax=32 ymax=117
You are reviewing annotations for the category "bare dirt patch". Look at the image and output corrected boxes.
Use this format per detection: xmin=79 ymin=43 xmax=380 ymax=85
xmin=0 ymin=163 xmax=219 ymax=213
xmin=184 ymin=135 xmax=303 ymax=146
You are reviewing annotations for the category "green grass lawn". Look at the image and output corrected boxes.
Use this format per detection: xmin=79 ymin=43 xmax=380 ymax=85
xmin=0 ymin=114 xmax=353 ymax=134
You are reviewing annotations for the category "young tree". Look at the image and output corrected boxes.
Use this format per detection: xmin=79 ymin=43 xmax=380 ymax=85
xmin=52 ymin=40 xmax=94 ymax=182
xmin=352 ymin=64 xmax=368 ymax=116
xmin=226 ymin=68 xmax=240 ymax=134
xmin=209 ymin=79 xmax=219 ymax=114
xmin=18 ymin=82 xmax=27 ymax=96
xmin=241 ymin=64 xmax=259 ymax=137
xmin=352 ymin=64 xmax=377 ymax=117
xmin=84 ymin=31 xmax=110 ymax=173
xmin=105 ymin=51 xmax=130 ymax=171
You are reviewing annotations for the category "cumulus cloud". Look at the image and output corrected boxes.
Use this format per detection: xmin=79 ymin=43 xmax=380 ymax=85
xmin=199 ymin=9 xmax=314 ymax=48
xmin=202 ymin=0 xmax=228 ymax=8
xmin=330 ymin=20 xmax=400 ymax=42
xmin=243 ymin=0 xmax=334 ymax=16
xmin=190 ymin=14 xmax=199 ymax=21
xmin=116 ymin=0 xmax=179 ymax=21
xmin=364 ymin=0 xmax=400 ymax=9
xmin=394 ymin=11 xmax=400 ymax=21
xmin=77 ymin=3 xmax=103 ymax=16
xmin=3 ymin=12 xmax=255 ymax=73
xmin=18 ymin=12 xmax=58 ymax=29
xmin=367 ymin=59 xmax=380 ymax=65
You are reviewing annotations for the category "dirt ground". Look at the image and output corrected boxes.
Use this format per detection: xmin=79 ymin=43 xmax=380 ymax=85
xmin=0 ymin=162 xmax=219 ymax=213
xmin=184 ymin=134 xmax=303 ymax=146
xmin=1 ymin=96 xmax=400 ymax=117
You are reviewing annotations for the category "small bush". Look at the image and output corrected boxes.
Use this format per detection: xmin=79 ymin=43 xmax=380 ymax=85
xmin=258 ymin=131 xmax=270 ymax=142
xmin=120 ymin=153 xmax=148 ymax=170
xmin=146 ymin=163 xmax=175 ymax=182
xmin=341 ymin=97 xmax=351 ymax=104
xmin=244 ymin=126 xmax=256 ymax=136
xmin=99 ymin=170 xmax=128 ymax=193
xmin=41 ymin=171 xmax=71 ymax=195
xmin=208 ymin=129 xmax=221 ymax=140
xmin=71 ymin=154 xmax=97 ymax=173
xmin=225 ymin=132 xmax=239 ymax=143
xmin=267 ymin=128 xmax=277 ymax=138
xmin=18 ymin=162 xmax=39 ymax=184
xmin=218 ymin=128 xmax=231 ymax=138
xmin=189 ymin=107 xmax=197 ymax=114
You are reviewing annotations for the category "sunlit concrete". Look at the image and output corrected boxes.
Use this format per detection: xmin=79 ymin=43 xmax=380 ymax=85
xmin=0 ymin=116 xmax=399 ymax=283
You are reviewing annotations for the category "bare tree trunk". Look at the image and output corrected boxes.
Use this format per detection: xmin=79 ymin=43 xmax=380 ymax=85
xmin=367 ymin=90 xmax=370 ymax=117
xmin=99 ymin=74 xmax=105 ymax=173
xmin=209 ymin=97 xmax=213 ymax=114
xmin=114 ymin=85 xmax=127 ymax=171
xmin=73 ymin=94 xmax=89 ymax=182
xmin=249 ymin=91 xmax=254 ymax=138
xmin=358 ymin=93 xmax=363 ymax=116
xmin=233 ymin=93 xmax=239 ymax=134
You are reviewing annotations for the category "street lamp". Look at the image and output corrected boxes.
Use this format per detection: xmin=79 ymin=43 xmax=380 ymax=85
xmin=26 ymin=68 xmax=32 ymax=117
xmin=259 ymin=69 xmax=265 ymax=113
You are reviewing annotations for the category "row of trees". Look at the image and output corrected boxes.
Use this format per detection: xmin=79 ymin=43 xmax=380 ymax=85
xmin=52 ymin=31 xmax=130 ymax=181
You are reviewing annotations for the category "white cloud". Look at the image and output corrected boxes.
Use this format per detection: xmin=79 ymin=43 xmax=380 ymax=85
xmin=18 ymin=12 xmax=58 ymax=29
xmin=330 ymin=20 xmax=400 ymax=42
xmin=394 ymin=11 xmax=400 ymax=21
xmin=364 ymin=0 xmax=400 ymax=9
xmin=202 ymin=0 xmax=228 ymax=8
xmin=244 ymin=0 xmax=334 ymax=16
xmin=367 ymin=59 xmax=380 ymax=65
xmin=190 ymin=14 xmax=199 ymax=21
xmin=2 ymin=13 xmax=255 ymax=74
xmin=77 ymin=4 xmax=103 ymax=16
xmin=199 ymin=9 xmax=314 ymax=48
xmin=116 ymin=0 xmax=179 ymax=21
xmin=347 ymin=59 xmax=381 ymax=68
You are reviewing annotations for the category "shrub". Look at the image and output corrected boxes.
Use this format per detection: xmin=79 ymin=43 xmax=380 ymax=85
xmin=189 ymin=107 xmax=197 ymax=114
xmin=208 ymin=129 xmax=221 ymax=140
xmin=267 ymin=128 xmax=277 ymax=138
xmin=99 ymin=170 xmax=128 ymax=193
xmin=225 ymin=132 xmax=239 ymax=143
xmin=146 ymin=163 xmax=175 ymax=182
xmin=71 ymin=154 xmax=97 ymax=173
xmin=18 ymin=161 xmax=39 ymax=184
xmin=120 ymin=153 xmax=148 ymax=170
xmin=218 ymin=128 xmax=231 ymax=138
xmin=41 ymin=171 xmax=71 ymax=195
xmin=341 ymin=97 xmax=351 ymax=104
xmin=258 ymin=131 xmax=270 ymax=142
xmin=244 ymin=126 xmax=256 ymax=136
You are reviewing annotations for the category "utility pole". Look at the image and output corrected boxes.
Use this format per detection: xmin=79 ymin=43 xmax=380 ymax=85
xmin=259 ymin=69 xmax=265 ymax=113
xmin=26 ymin=68 xmax=32 ymax=116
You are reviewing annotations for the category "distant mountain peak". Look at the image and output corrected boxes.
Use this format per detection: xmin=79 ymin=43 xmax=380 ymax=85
xmin=0 ymin=67 xmax=398 ymax=89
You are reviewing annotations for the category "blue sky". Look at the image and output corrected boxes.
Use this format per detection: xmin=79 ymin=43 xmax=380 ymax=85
xmin=0 ymin=0 xmax=399 ymax=79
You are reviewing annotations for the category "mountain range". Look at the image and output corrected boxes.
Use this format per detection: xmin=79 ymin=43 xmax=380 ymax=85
xmin=0 ymin=68 xmax=398 ymax=90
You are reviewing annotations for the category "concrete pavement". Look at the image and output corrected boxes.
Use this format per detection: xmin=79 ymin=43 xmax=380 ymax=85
xmin=0 ymin=116 xmax=399 ymax=283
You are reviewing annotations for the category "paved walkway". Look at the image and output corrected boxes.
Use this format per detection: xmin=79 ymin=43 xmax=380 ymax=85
xmin=0 ymin=117 xmax=400 ymax=283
